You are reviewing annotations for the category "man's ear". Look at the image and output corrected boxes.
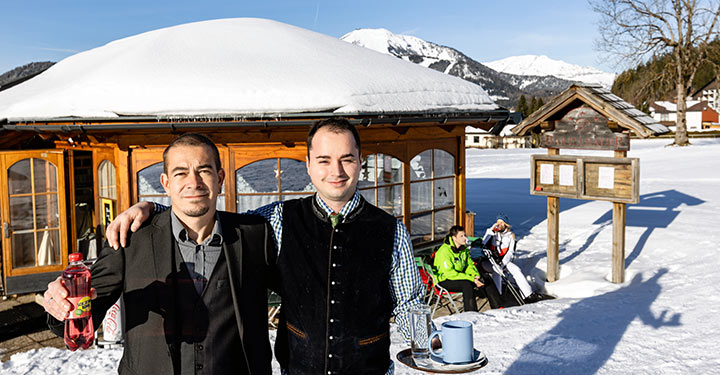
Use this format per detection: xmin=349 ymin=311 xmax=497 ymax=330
xmin=218 ymin=168 xmax=226 ymax=188
xmin=161 ymin=173 xmax=170 ymax=194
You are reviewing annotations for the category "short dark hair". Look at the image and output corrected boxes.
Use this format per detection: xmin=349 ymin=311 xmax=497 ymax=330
xmin=163 ymin=133 xmax=221 ymax=174
xmin=307 ymin=118 xmax=361 ymax=157
xmin=448 ymin=225 xmax=465 ymax=237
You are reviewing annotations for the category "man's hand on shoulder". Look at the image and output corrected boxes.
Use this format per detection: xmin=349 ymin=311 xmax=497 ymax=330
xmin=107 ymin=201 xmax=155 ymax=249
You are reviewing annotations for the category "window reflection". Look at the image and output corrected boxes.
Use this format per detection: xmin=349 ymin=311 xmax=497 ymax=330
xmin=409 ymin=149 xmax=456 ymax=242
xmin=236 ymin=158 xmax=315 ymax=212
xmin=359 ymin=153 xmax=403 ymax=218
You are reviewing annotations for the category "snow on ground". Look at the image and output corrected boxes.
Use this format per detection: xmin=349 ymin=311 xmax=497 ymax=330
xmin=3 ymin=138 xmax=719 ymax=374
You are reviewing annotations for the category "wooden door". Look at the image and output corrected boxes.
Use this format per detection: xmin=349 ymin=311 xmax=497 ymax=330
xmin=0 ymin=150 xmax=68 ymax=290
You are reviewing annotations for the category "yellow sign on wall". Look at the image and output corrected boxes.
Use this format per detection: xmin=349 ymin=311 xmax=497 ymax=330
xmin=101 ymin=198 xmax=116 ymax=229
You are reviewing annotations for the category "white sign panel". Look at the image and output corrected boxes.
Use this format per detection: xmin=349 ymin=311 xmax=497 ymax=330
xmin=540 ymin=164 xmax=554 ymax=184
xmin=559 ymin=165 xmax=574 ymax=186
xmin=598 ymin=166 xmax=615 ymax=189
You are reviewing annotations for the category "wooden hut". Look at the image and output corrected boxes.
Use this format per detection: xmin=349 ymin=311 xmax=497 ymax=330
xmin=0 ymin=19 xmax=509 ymax=295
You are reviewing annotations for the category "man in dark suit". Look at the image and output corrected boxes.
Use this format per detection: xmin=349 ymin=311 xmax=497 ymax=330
xmin=43 ymin=133 xmax=274 ymax=374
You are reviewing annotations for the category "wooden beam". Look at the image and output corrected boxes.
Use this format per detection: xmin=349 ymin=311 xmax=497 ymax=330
xmin=546 ymin=148 xmax=560 ymax=282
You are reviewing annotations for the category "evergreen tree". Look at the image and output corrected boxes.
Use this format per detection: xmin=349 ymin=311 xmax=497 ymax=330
xmin=517 ymin=95 xmax=528 ymax=117
xmin=529 ymin=96 xmax=537 ymax=115
xmin=536 ymin=97 xmax=545 ymax=112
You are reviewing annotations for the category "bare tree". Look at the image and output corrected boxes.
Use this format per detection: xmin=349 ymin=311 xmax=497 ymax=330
xmin=592 ymin=0 xmax=720 ymax=146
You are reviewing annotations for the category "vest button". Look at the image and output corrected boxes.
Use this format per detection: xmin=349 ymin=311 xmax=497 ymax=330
xmin=330 ymin=318 xmax=334 ymax=323
xmin=329 ymin=335 xmax=334 ymax=340
xmin=196 ymin=364 xmax=203 ymax=370
xmin=331 ymin=300 xmax=335 ymax=304
xmin=328 ymin=354 xmax=333 ymax=358
xmin=331 ymin=281 xmax=335 ymax=285
xmin=196 ymin=344 xmax=203 ymax=351
xmin=332 ymin=263 xmax=337 ymax=267
xmin=333 ymin=245 xmax=337 ymax=249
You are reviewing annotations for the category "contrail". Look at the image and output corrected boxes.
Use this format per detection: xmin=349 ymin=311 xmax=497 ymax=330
xmin=314 ymin=2 xmax=319 ymax=28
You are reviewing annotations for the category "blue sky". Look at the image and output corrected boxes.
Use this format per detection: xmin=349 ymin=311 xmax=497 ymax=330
xmin=0 ymin=0 xmax=619 ymax=75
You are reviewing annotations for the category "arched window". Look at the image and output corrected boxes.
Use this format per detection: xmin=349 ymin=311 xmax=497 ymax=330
xmin=236 ymin=158 xmax=314 ymax=211
xmin=409 ymin=149 xmax=455 ymax=242
xmin=358 ymin=153 xmax=403 ymax=218
xmin=7 ymin=158 xmax=61 ymax=267
xmin=98 ymin=160 xmax=117 ymax=201
xmin=137 ymin=162 xmax=225 ymax=210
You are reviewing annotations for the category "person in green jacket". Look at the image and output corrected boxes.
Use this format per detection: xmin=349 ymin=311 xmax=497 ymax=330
xmin=433 ymin=225 xmax=500 ymax=311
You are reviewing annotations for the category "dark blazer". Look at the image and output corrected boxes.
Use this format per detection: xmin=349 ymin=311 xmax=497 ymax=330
xmin=51 ymin=210 xmax=275 ymax=375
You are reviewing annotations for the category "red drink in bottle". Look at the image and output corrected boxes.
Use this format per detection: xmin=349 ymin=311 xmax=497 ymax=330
xmin=63 ymin=252 xmax=94 ymax=350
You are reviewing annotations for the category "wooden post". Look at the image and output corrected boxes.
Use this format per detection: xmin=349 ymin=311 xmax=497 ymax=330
xmin=612 ymin=150 xmax=627 ymax=283
xmin=547 ymin=148 xmax=560 ymax=282
xmin=465 ymin=211 xmax=476 ymax=237
xmin=612 ymin=202 xmax=626 ymax=283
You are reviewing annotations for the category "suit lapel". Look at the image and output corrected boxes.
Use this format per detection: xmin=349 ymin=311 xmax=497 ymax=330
xmin=221 ymin=213 xmax=245 ymax=342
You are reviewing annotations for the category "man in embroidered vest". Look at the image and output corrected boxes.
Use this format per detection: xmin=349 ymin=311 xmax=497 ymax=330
xmin=43 ymin=133 xmax=274 ymax=374
xmin=105 ymin=119 xmax=426 ymax=374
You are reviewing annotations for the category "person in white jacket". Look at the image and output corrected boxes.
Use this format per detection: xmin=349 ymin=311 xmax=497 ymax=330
xmin=480 ymin=214 xmax=544 ymax=303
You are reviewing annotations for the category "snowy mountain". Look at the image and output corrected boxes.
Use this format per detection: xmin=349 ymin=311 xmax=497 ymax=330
xmin=341 ymin=29 xmax=580 ymax=108
xmin=484 ymin=55 xmax=616 ymax=88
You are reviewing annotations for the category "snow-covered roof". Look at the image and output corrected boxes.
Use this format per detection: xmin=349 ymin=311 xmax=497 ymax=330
xmin=0 ymin=18 xmax=498 ymax=121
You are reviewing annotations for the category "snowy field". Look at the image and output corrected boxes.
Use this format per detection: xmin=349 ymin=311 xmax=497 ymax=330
xmin=2 ymin=138 xmax=719 ymax=374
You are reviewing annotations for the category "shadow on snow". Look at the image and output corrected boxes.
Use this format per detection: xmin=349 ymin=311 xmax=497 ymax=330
xmin=504 ymin=269 xmax=681 ymax=375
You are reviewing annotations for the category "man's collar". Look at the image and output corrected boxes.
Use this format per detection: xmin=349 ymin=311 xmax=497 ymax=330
xmin=170 ymin=210 xmax=223 ymax=245
xmin=314 ymin=190 xmax=361 ymax=217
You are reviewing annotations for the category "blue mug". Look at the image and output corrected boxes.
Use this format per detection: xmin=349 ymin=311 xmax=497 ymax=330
xmin=427 ymin=320 xmax=474 ymax=364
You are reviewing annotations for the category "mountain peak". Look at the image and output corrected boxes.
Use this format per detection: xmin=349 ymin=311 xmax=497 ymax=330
xmin=484 ymin=55 xmax=615 ymax=88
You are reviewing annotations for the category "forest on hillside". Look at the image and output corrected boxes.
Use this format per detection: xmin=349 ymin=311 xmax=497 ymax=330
xmin=611 ymin=41 xmax=720 ymax=112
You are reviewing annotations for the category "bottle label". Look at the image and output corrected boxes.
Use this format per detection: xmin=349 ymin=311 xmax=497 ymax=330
xmin=67 ymin=296 xmax=92 ymax=319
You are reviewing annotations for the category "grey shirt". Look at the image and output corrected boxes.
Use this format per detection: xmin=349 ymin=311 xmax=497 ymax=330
xmin=170 ymin=211 xmax=223 ymax=295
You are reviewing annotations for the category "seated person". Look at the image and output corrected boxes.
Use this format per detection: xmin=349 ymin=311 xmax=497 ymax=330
xmin=434 ymin=225 xmax=501 ymax=311
xmin=480 ymin=214 xmax=547 ymax=303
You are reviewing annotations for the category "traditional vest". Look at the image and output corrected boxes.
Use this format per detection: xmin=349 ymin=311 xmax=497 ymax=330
xmin=172 ymin=244 xmax=249 ymax=375
xmin=275 ymin=196 xmax=396 ymax=375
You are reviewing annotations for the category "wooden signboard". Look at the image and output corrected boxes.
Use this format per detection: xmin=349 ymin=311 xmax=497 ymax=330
xmin=531 ymin=155 xmax=639 ymax=204
xmin=540 ymin=106 xmax=630 ymax=151
xmin=579 ymin=156 xmax=639 ymax=204
xmin=530 ymin=155 xmax=579 ymax=199
xmin=530 ymin=155 xmax=640 ymax=203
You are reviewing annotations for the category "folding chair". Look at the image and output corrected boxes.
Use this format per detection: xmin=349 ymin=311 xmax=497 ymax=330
xmin=415 ymin=256 xmax=433 ymax=304
xmin=267 ymin=290 xmax=282 ymax=328
xmin=421 ymin=262 xmax=463 ymax=318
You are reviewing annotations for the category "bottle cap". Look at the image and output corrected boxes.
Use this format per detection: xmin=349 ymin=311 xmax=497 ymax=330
xmin=68 ymin=253 xmax=83 ymax=262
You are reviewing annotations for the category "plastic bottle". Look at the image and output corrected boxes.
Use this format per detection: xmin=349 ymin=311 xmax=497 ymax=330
xmin=63 ymin=252 xmax=94 ymax=350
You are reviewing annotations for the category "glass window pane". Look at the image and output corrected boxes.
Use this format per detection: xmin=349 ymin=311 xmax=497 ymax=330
xmin=36 ymin=194 xmax=60 ymax=229
xmin=237 ymin=195 xmax=278 ymax=212
xmin=410 ymin=150 xmax=432 ymax=181
xmin=33 ymin=159 xmax=58 ymax=193
xmin=378 ymin=185 xmax=403 ymax=217
xmin=139 ymin=195 xmax=172 ymax=207
xmin=10 ymin=196 xmax=34 ymax=231
xmin=410 ymin=212 xmax=432 ymax=243
xmin=358 ymin=154 xmax=376 ymax=188
xmin=359 ymin=189 xmax=376 ymax=206
xmin=12 ymin=232 xmax=35 ymax=268
xmin=8 ymin=159 xmax=31 ymax=194
xmin=37 ymin=230 xmax=61 ymax=266
xmin=434 ymin=150 xmax=455 ymax=178
xmin=410 ymin=181 xmax=432 ymax=212
xmin=434 ymin=178 xmax=454 ymax=208
xmin=280 ymin=159 xmax=314 ymax=193
xmin=138 ymin=162 xmax=166 ymax=195
xmin=216 ymin=196 xmax=225 ymax=211
xmin=377 ymin=154 xmax=403 ymax=185
xmin=279 ymin=193 xmax=314 ymax=202
xmin=236 ymin=159 xmax=279 ymax=194
xmin=434 ymin=209 xmax=454 ymax=239
xmin=98 ymin=160 xmax=117 ymax=199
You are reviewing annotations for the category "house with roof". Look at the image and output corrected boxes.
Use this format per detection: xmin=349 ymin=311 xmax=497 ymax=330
xmin=649 ymin=100 xmax=719 ymax=131
xmin=0 ymin=18 xmax=509 ymax=294
xmin=691 ymin=78 xmax=720 ymax=113
xmin=465 ymin=112 xmax=530 ymax=148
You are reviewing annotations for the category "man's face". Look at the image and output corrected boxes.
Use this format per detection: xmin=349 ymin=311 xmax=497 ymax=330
xmin=306 ymin=128 xmax=361 ymax=209
xmin=453 ymin=231 xmax=467 ymax=247
xmin=161 ymin=144 xmax=225 ymax=220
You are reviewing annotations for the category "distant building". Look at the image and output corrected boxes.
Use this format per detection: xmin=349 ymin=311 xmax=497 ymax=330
xmin=691 ymin=78 xmax=720 ymax=113
xmin=649 ymin=100 xmax=719 ymax=131
xmin=465 ymin=112 xmax=531 ymax=148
